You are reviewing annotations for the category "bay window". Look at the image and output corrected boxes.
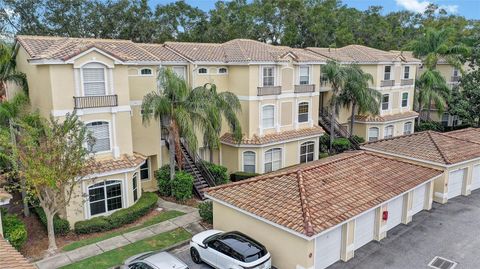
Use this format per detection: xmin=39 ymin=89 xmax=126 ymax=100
xmin=88 ymin=180 xmax=122 ymax=216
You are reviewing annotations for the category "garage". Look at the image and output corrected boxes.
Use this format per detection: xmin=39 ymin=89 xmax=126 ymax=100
xmin=448 ymin=169 xmax=465 ymax=199
xmin=354 ymin=209 xmax=376 ymax=250
xmin=386 ymin=195 xmax=404 ymax=231
xmin=412 ymin=184 xmax=426 ymax=215
xmin=472 ymin=165 xmax=480 ymax=191
xmin=315 ymin=226 xmax=342 ymax=269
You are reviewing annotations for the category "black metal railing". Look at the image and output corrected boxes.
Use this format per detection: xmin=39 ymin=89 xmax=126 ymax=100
xmin=294 ymin=84 xmax=315 ymax=93
xmin=181 ymin=139 xmax=216 ymax=188
xmin=257 ymin=86 xmax=281 ymax=96
xmin=319 ymin=109 xmax=361 ymax=150
xmin=74 ymin=95 xmax=118 ymax=109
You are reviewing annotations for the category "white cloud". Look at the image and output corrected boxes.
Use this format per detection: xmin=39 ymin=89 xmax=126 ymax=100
xmin=439 ymin=4 xmax=458 ymax=14
xmin=396 ymin=0 xmax=430 ymax=13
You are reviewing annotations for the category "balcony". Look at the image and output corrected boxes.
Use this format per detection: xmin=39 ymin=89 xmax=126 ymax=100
xmin=257 ymin=86 xmax=281 ymax=96
xmin=451 ymin=76 xmax=461 ymax=83
xmin=380 ymin=80 xmax=395 ymax=87
xmin=401 ymin=79 xmax=414 ymax=86
xmin=74 ymin=95 xmax=118 ymax=109
xmin=294 ymin=84 xmax=315 ymax=93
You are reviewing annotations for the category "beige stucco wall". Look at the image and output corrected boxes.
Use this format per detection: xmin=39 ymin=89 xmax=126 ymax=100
xmin=357 ymin=118 xmax=416 ymax=141
xmin=213 ymin=201 xmax=314 ymax=269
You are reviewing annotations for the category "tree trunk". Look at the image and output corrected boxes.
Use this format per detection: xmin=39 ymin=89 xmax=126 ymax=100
xmin=10 ymin=119 xmax=29 ymax=217
xmin=167 ymin=132 xmax=176 ymax=181
xmin=329 ymin=103 xmax=335 ymax=154
xmin=209 ymin=147 xmax=214 ymax=163
xmin=349 ymin=102 xmax=356 ymax=138
xmin=45 ymin=209 xmax=58 ymax=256
xmin=426 ymin=95 xmax=432 ymax=121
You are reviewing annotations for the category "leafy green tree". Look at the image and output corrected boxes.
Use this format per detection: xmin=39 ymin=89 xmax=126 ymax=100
xmin=416 ymin=69 xmax=450 ymax=122
xmin=449 ymin=71 xmax=480 ymax=126
xmin=0 ymin=42 xmax=28 ymax=98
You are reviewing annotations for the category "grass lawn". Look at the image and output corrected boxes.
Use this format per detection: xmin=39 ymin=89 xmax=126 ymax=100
xmin=60 ymin=228 xmax=191 ymax=269
xmin=62 ymin=210 xmax=185 ymax=251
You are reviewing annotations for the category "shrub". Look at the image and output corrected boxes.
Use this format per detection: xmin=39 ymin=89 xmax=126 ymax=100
xmin=171 ymin=171 xmax=193 ymax=201
xmin=198 ymin=201 xmax=213 ymax=224
xmin=319 ymin=152 xmax=330 ymax=159
xmin=1 ymin=211 xmax=27 ymax=250
xmin=351 ymin=135 xmax=365 ymax=144
xmin=74 ymin=192 xmax=158 ymax=234
xmin=34 ymin=207 xmax=70 ymax=235
xmin=318 ymin=134 xmax=330 ymax=152
xmin=333 ymin=138 xmax=351 ymax=153
xmin=230 ymin=171 xmax=259 ymax=182
xmin=156 ymin=165 xmax=172 ymax=196
xmin=203 ymin=161 xmax=229 ymax=185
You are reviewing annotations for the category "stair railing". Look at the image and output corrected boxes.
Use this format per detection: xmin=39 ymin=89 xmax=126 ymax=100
xmin=180 ymin=138 xmax=216 ymax=187
xmin=319 ymin=110 xmax=361 ymax=150
xmin=179 ymin=147 xmax=203 ymax=199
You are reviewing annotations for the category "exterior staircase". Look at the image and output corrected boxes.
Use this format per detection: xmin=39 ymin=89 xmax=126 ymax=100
xmin=318 ymin=109 xmax=361 ymax=150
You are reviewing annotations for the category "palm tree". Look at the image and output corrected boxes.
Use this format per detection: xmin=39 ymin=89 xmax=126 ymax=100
xmin=141 ymin=68 xmax=241 ymax=180
xmin=0 ymin=42 xmax=28 ymax=99
xmin=338 ymin=65 xmax=381 ymax=137
xmin=416 ymin=69 xmax=450 ymax=122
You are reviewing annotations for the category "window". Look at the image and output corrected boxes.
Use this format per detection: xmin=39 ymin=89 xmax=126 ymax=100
xmin=300 ymin=142 xmax=315 ymax=163
xmin=140 ymin=160 xmax=149 ymax=180
xmin=243 ymin=151 xmax=256 ymax=173
xmin=384 ymin=66 xmax=392 ymax=80
xmin=404 ymin=122 xmax=413 ymax=135
xmin=88 ymin=180 xmax=122 ymax=216
xmin=140 ymin=68 xmax=152 ymax=75
xmin=299 ymin=66 xmax=310 ymax=85
xmin=401 ymin=92 xmax=409 ymax=107
xmin=382 ymin=94 xmax=390 ymax=110
xmin=453 ymin=68 xmax=459 ymax=77
xmin=198 ymin=67 xmax=208 ymax=74
xmin=262 ymin=105 xmax=275 ymax=129
xmin=298 ymin=102 xmax=309 ymax=123
xmin=86 ymin=121 xmax=110 ymax=152
xmin=173 ymin=66 xmax=186 ymax=80
xmin=82 ymin=63 xmax=106 ymax=96
xmin=132 ymin=173 xmax=138 ymax=202
xmin=218 ymin=67 xmax=228 ymax=74
xmin=441 ymin=113 xmax=449 ymax=126
xmin=403 ymin=66 xmax=410 ymax=79
xmin=368 ymin=127 xmax=379 ymax=142
xmin=262 ymin=66 xmax=275 ymax=86
xmin=384 ymin=125 xmax=394 ymax=139
xmin=264 ymin=148 xmax=282 ymax=173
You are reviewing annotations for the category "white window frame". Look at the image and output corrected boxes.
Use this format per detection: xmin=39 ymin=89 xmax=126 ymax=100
xmin=86 ymin=120 xmax=112 ymax=153
xmin=262 ymin=66 xmax=276 ymax=87
xmin=242 ymin=151 xmax=256 ymax=173
xmin=172 ymin=66 xmax=187 ymax=80
xmin=197 ymin=67 xmax=209 ymax=75
xmin=298 ymin=65 xmax=311 ymax=85
xmin=403 ymin=66 xmax=410 ymax=79
xmin=140 ymin=68 xmax=153 ymax=76
xmin=384 ymin=125 xmax=394 ymax=139
xmin=132 ymin=172 xmax=139 ymax=202
xmin=384 ymin=66 xmax=392 ymax=81
xmin=297 ymin=101 xmax=310 ymax=123
xmin=404 ymin=122 xmax=413 ymax=135
xmin=401 ymin=92 xmax=409 ymax=108
xmin=81 ymin=62 xmax=108 ymax=96
xmin=87 ymin=180 xmax=123 ymax=218
xmin=368 ymin=127 xmax=379 ymax=142
xmin=264 ymin=148 xmax=282 ymax=173
xmin=381 ymin=94 xmax=390 ymax=111
xmin=300 ymin=141 xmax=315 ymax=164
xmin=262 ymin=104 xmax=275 ymax=130
xmin=140 ymin=159 xmax=150 ymax=181
xmin=217 ymin=67 xmax=228 ymax=75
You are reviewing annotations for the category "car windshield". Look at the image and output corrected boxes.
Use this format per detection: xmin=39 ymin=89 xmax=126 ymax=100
xmin=203 ymin=233 xmax=221 ymax=245
xmin=218 ymin=232 xmax=267 ymax=263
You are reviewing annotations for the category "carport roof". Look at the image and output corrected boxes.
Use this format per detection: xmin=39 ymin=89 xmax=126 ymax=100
xmin=362 ymin=131 xmax=480 ymax=166
xmin=206 ymin=151 xmax=441 ymax=238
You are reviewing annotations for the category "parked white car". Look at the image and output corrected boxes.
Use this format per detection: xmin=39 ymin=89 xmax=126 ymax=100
xmin=122 ymin=251 xmax=188 ymax=269
xmin=190 ymin=230 xmax=271 ymax=269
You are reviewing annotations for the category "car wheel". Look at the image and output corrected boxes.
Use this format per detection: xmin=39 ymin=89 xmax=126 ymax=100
xmin=190 ymin=247 xmax=202 ymax=264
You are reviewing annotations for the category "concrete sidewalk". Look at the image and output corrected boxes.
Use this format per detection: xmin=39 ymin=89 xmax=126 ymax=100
xmin=35 ymin=199 xmax=202 ymax=269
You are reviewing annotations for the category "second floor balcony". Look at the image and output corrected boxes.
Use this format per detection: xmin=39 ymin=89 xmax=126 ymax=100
xmin=74 ymin=95 xmax=118 ymax=109
xmin=401 ymin=79 xmax=414 ymax=86
xmin=294 ymin=84 xmax=315 ymax=93
xmin=257 ymin=86 xmax=281 ymax=96
xmin=381 ymin=80 xmax=395 ymax=87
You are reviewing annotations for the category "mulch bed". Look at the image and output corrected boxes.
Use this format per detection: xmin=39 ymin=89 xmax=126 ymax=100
xmin=159 ymin=194 xmax=201 ymax=208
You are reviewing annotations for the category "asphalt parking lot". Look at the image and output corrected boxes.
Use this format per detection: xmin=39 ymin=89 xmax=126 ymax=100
xmin=172 ymin=190 xmax=480 ymax=269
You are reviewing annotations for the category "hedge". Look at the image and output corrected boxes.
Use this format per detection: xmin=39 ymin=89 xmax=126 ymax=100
xmin=171 ymin=171 xmax=193 ymax=201
xmin=34 ymin=207 xmax=70 ymax=235
xmin=74 ymin=192 xmax=158 ymax=234
xmin=156 ymin=165 xmax=172 ymax=196
xmin=198 ymin=201 xmax=213 ymax=224
xmin=230 ymin=171 xmax=259 ymax=182
xmin=202 ymin=161 xmax=229 ymax=185
xmin=1 ymin=210 xmax=27 ymax=250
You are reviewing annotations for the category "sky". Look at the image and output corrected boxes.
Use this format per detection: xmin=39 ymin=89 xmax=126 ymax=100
xmin=150 ymin=0 xmax=480 ymax=20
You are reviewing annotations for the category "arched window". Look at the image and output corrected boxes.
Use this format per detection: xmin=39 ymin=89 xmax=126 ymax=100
xmin=88 ymin=180 xmax=122 ymax=216
xmin=264 ymin=148 xmax=282 ymax=173
xmin=140 ymin=68 xmax=152 ymax=75
xmin=86 ymin=121 xmax=110 ymax=152
xmin=404 ymin=122 xmax=413 ymax=135
xmin=368 ymin=127 xmax=379 ymax=142
xmin=218 ymin=67 xmax=228 ymax=74
xmin=198 ymin=67 xmax=208 ymax=74
xmin=298 ymin=102 xmax=309 ymax=123
xmin=82 ymin=63 xmax=106 ymax=96
xmin=262 ymin=105 xmax=275 ymax=129
xmin=300 ymin=141 xmax=315 ymax=163
xmin=243 ymin=151 xmax=256 ymax=173
xmin=132 ymin=173 xmax=138 ymax=202
xmin=384 ymin=125 xmax=394 ymax=139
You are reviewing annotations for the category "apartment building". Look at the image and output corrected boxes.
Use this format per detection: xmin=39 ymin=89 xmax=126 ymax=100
xmin=307 ymin=46 xmax=421 ymax=141
xmin=13 ymin=36 xmax=326 ymax=224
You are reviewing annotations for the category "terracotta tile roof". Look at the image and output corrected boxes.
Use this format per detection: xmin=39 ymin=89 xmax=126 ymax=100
xmin=354 ymin=111 xmax=419 ymax=123
xmin=308 ymin=45 xmax=421 ymax=63
xmin=136 ymin=43 xmax=187 ymax=62
xmin=0 ymin=237 xmax=35 ymax=269
xmin=220 ymin=126 xmax=325 ymax=146
xmin=206 ymin=151 xmax=442 ymax=237
xmin=362 ymin=131 xmax=480 ymax=165
xmin=446 ymin=128 xmax=480 ymax=144
xmin=86 ymin=153 xmax=147 ymax=175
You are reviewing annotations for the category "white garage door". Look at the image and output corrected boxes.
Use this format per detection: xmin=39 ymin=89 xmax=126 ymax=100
xmin=472 ymin=165 xmax=480 ymax=191
xmin=315 ymin=226 xmax=342 ymax=269
xmin=448 ymin=169 xmax=465 ymax=199
xmin=386 ymin=195 xmax=404 ymax=231
xmin=354 ymin=209 xmax=376 ymax=250
xmin=412 ymin=184 xmax=426 ymax=215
